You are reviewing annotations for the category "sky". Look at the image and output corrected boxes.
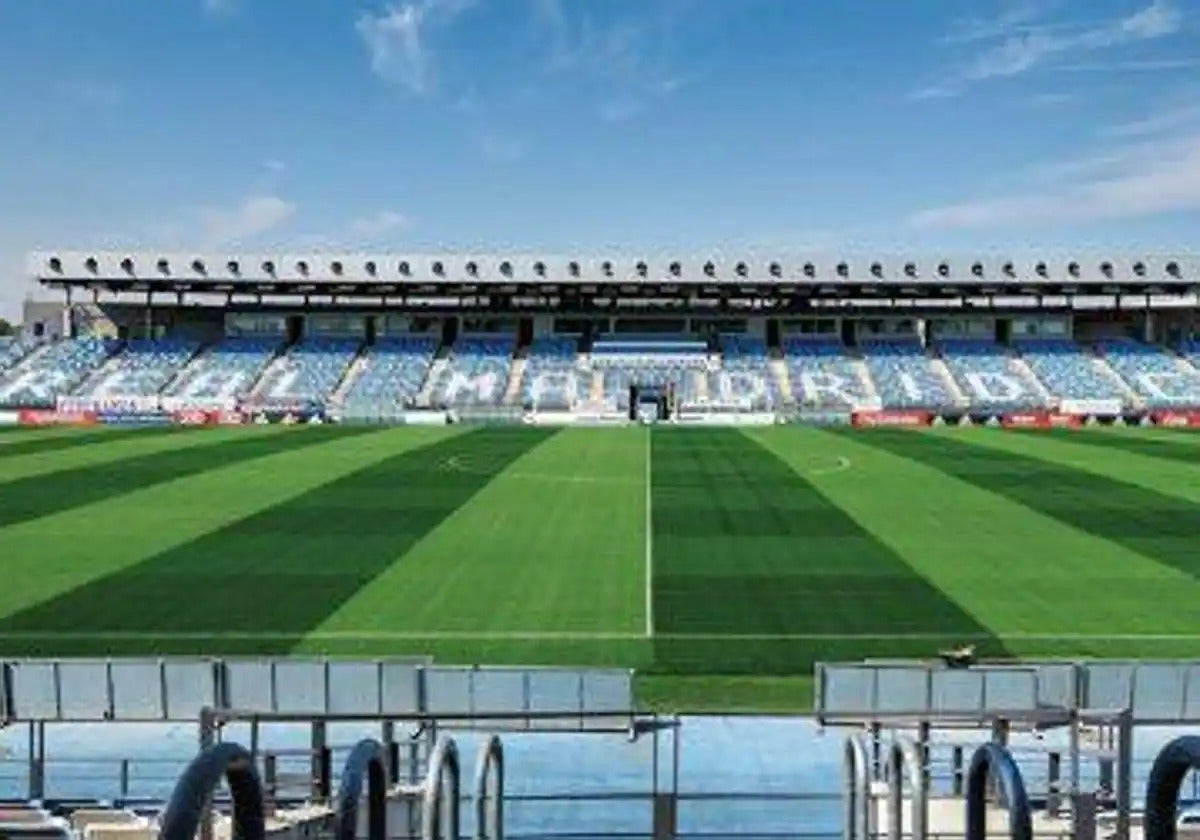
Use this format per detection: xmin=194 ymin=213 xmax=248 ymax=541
xmin=0 ymin=0 xmax=1198 ymax=318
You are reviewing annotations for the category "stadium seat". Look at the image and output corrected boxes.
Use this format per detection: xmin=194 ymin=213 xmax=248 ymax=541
xmin=938 ymin=339 xmax=1047 ymax=410
xmin=0 ymin=338 xmax=118 ymax=408
xmin=860 ymin=339 xmax=955 ymax=410
xmin=430 ymin=337 xmax=513 ymax=407
xmin=521 ymin=336 xmax=586 ymax=410
xmin=1015 ymin=339 xmax=1126 ymax=404
xmin=77 ymin=338 xmax=199 ymax=398
xmin=781 ymin=338 xmax=868 ymax=410
xmin=252 ymin=338 xmax=361 ymax=408
xmin=165 ymin=337 xmax=281 ymax=404
xmin=1097 ymin=338 xmax=1200 ymax=407
xmin=590 ymin=335 xmax=707 ymax=411
xmin=340 ymin=336 xmax=438 ymax=420
xmin=705 ymin=335 xmax=778 ymax=411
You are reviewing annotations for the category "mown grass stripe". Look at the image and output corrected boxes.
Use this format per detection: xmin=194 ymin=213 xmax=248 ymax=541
xmin=849 ymin=429 xmax=1200 ymax=582
xmin=752 ymin=427 xmax=1200 ymax=648
xmin=0 ymin=426 xmax=371 ymax=530
xmin=1014 ymin=428 xmax=1200 ymax=466
xmin=649 ymin=428 xmax=1005 ymax=675
xmin=0 ymin=427 xmax=553 ymax=654
xmin=305 ymin=427 xmax=645 ymax=640
xmin=0 ymin=426 xmax=181 ymax=459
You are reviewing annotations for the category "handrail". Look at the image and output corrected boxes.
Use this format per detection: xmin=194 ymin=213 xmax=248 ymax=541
xmin=888 ymin=735 xmax=927 ymax=840
xmin=158 ymin=743 xmax=265 ymax=840
xmin=335 ymin=739 xmax=389 ymax=840
xmin=474 ymin=735 xmax=504 ymax=840
xmin=965 ymin=743 xmax=1032 ymax=840
xmin=843 ymin=733 xmax=871 ymax=840
xmin=421 ymin=735 xmax=461 ymax=840
xmin=1145 ymin=735 xmax=1200 ymax=840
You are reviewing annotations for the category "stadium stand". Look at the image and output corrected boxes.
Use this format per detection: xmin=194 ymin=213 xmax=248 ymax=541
xmin=0 ymin=338 xmax=117 ymax=407
xmin=339 ymin=336 xmax=438 ymax=420
xmin=937 ymin=340 xmax=1048 ymax=410
xmin=706 ymin=335 xmax=778 ymax=410
xmin=782 ymin=338 xmax=869 ymax=410
xmin=1096 ymin=338 xmax=1200 ymax=407
xmin=430 ymin=337 xmax=513 ymax=407
xmin=591 ymin=335 xmax=707 ymax=411
xmin=860 ymin=339 xmax=956 ymax=410
xmin=77 ymin=338 xmax=199 ymax=397
xmin=521 ymin=336 xmax=586 ymax=410
xmin=0 ymin=336 xmax=38 ymax=373
xmin=251 ymin=338 xmax=360 ymax=407
xmin=165 ymin=337 xmax=280 ymax=404
xmin=1015 ymin=339 xmax=1127 ymax=405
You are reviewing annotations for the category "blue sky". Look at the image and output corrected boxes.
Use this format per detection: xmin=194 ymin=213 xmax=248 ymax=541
xmin=0 ymin=0 xmax=1198 ymax=316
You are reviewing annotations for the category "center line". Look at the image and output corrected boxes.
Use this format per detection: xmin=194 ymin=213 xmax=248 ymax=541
xmin=644 ymin=424 xmax=654 ymax=638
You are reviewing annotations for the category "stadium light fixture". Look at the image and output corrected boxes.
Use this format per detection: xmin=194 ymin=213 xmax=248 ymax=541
xmin=191 ymin=259 xmax=207 ymax=275
xmin=1035 ymin=261 xmax=1048 ymax=277
xmin=670 ymin=261 xmax=682 ymax=277
xmin=331 ymin=260 xmax=344 ymax=276
xmin=904 ymin=262 xmax=917 ymax=278
xmin=703 ymin=261 xmax=716 ymax=277
xmin=48 ymin=257 xmax=63 ymax=273
xmin=937 ymin=262 xmax=950 ymax=278
xmin=156 ymin=258 xmax=170 ymax=275
xmin=120 ymin=257 xmax=135 ymax=275
xmin=836 ymin=262 xmax=849 ymax=278
xmin=364 ymin=260 xmax=376 ymax=276
xmin=466 ymin=261 xmax=479 ymax=277
xmin=84 ymin=256 xmax=99 ymax=274
xmin=803 ymin=262 xmax=815 ymax=277
xmin=297 ymin=260 xmax=310 ymax=276
xmin=602 ymin=261 xmax=614 ymax=277
xmin=1133 ymin=261 xmax=1146 ymax=277
xmin=768 ymin=262 xmax=781 ymax=278
xmin=636 ymin=261 xmax=649 ymax=277
xmin=262 ymin=260 xmax=276 ymax=275
xmin=735 ymin=262 xmax=749 ymax=278
xmin=1100 ymin=261 xmax=1113 ymax=278
xmin=971 ymin=262 xmax=984 ymax=278
xmin=1067 ymin=261 xmax=1080 ymax=278
xmin=500 ymin=261 xmax=513 ymax=277
xmin=1002 ymin=261 xmax=1015 ymax=278
xmin=398 ymin=261 xmax=410 ymax=276
xmin=227 ymin=260 xmax=241 ymax=275
xmin=1166 ymin=261 xmax=1181 ymax=278
xmin=568 ymin=261 xmax=580 ymax=277
xmin=432 ymin=261 xmax=444 ymax=276
xmin=534 ymin=261 xmax=546 ymax=276
xmin=870 ymin=262 xmax=883 ymax=278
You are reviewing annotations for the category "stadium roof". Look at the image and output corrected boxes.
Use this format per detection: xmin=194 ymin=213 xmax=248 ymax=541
xmin=29 ymin=250 xmax=1200 ymax=304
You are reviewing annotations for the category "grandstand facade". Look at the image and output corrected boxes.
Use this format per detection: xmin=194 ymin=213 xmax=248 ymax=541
xmin=11 ymin=249 xmax=1200 ymax=427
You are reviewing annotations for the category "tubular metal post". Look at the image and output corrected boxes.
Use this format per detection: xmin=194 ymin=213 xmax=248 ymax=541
xmin=120 ymin=758 xmax=130 ymax=803
xmin=1116 ymin=709 xmax=1132 ymax=840
xmin=263 ymin=754 xmax=277 ymax=817
xmin=888 ymin=736 xmax=927 ymax=840
xmin=952 ymin=746 xmax=964 ymax=796
xmin=197 ymin=708 xmax=217 ymax=840
xmin=1047 ymin=752 xmax=1061 ymax=814
xmin=311 ymin=720 xmax=327 ymax=801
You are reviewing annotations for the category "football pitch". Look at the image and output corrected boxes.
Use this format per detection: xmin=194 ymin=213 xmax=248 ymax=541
xmin=0 ymin=422 xmax=1197 ymax=712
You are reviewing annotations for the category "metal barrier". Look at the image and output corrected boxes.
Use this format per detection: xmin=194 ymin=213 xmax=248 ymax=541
xmin=843 ymin=733 xmax=872 ymax=840
xmin=965 ymin=743 xmax=1032 ymax=840
xmin=1145 ymin=735 xmax=1200 ymax=840
xmin=888 ymin=736 xmax=926 ymax=840
xmin=422 ymin=736 xmax=461 ymax=840
xmin=474 ymin=735 xmax=504 ymax=840
xmin=335 ymin=739 xmax=389 ymax=840
xmin=158 ymin=743 xmax=265 ymax=840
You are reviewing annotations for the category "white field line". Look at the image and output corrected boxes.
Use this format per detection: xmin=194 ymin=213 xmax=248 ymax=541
xmin=3 ymin=630 xmax=1200 ymax=642
xmin=644 ymin=425 xmax=654 ymax=638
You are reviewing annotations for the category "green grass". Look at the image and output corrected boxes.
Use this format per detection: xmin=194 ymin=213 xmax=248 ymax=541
xmin=0 ymin=423 xmax=1197 ymax=711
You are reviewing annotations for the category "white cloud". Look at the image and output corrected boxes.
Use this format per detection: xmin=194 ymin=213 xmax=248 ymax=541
xmin=200 ymin=195 xmax=296 ymax=246
xmin=909 ymin=122 xmax=1200 ymax=230
xmin=915 ymin=1 xmax=1183 ymax=99
xmin=355 ymin=0 xmax=476 ymax=95
xmin=347 ymin=210 xmax=411 ymax=238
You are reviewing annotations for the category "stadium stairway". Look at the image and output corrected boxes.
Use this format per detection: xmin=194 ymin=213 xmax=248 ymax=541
xmin=503 ymin=353 xmax=528 ymax=405
xmin=416 ymin=349 xmax=450 ymax=405
xmin=1093 ymin=352 xmax=1144 ymax=408
xmin=929 ymin=355 xmax=970 ymax=408
xmin=768 ymin=355 xmax=793 ymax=406
xmin=1010 ymin=354 xmax=1055 ymax=404
xmin=329 ymin=349 xmax=371 ymax=405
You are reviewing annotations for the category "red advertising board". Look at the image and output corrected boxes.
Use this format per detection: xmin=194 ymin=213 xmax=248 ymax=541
xmin=1001 ymin=411 xmax=1081 ymax=429
xmin=1153 ymin=410 xmax=1200 ymax=427
xmin=18 ymin=409 xmax=97 ymax=426
xmin=851 ymin=410 xmax=932 ymax=428
xmin=172 ymin=409 xmax=245 ymax=426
